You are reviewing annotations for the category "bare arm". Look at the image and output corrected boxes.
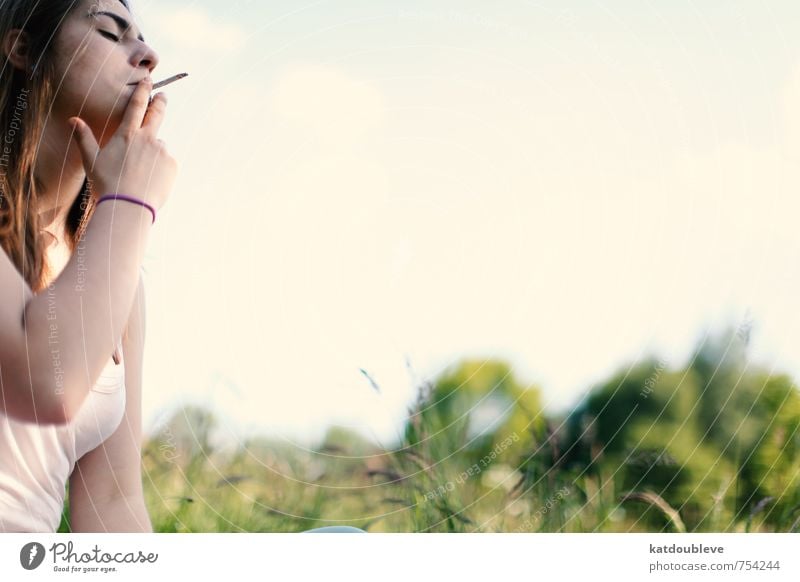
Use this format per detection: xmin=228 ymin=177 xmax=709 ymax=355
xmin=17 ymin=201 xmax=152 ymax=424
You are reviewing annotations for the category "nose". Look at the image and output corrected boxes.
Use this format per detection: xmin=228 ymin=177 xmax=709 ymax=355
xmin=130 ymin=40 xmax=160 ymax=74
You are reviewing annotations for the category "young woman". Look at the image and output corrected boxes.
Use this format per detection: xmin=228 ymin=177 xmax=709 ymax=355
xmin=0 ymin=0 xmax=175 ymax=532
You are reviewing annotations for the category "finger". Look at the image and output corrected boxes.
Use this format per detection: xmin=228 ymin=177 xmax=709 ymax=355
xmin=118 ymin=77 xmax=153 ymax=135
xmin=141 ymin=92 xmax=167 ymax=136
xmin=69 ymin=117 xmax=100 ymax=173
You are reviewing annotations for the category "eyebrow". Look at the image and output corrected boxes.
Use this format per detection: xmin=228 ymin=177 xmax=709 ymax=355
xmin=92 ymin=10 xmax=145 ymax=42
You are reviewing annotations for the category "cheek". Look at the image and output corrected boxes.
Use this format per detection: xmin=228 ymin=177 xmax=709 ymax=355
xmin=52 ymin=41 xmax=129 ymax=120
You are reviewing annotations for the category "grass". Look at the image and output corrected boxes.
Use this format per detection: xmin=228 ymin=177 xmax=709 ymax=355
xmin=58 ymin=359 xmax=800 ymax=533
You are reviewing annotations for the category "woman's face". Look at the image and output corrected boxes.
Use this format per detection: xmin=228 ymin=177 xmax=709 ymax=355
xmin=51 ymin=0 xmax=159 ymax=140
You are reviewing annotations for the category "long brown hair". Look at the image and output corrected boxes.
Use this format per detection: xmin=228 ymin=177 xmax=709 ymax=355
xmin=0 ymin=0 xmax=130 ymax=293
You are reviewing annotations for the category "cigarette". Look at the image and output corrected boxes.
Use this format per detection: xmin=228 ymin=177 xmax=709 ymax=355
xmin=152 ymin=73 xmax=188 ymax=90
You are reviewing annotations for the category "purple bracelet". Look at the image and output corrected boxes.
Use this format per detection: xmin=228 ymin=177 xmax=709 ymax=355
xmin=96 ymin=194 xmax=156 ymax=224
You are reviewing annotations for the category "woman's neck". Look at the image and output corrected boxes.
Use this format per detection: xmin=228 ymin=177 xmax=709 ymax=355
xmin=34 ymin=117 xmax=87 ymax=242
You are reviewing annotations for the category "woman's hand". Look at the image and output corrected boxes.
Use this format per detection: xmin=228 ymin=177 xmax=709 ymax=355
xmin=69 ymin=78 xmax=177 ymax=212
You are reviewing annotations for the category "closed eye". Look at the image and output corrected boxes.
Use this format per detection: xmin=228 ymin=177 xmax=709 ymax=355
xmin=99 ymin=30 xmax=121 ymax=42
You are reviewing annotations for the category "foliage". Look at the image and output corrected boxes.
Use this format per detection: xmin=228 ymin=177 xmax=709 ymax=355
xmin=56 ymin=327 xmax=800 ymax=533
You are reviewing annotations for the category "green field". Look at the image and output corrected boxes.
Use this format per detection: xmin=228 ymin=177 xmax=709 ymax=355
xmin=59 ymin=327 xmax=800 ymax=533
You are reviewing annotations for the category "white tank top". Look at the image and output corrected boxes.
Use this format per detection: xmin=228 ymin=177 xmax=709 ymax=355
xmin=0 ymin=349 xmax=126 ymax=532
xmin=0 ymin=241 xmax=128 ymax=532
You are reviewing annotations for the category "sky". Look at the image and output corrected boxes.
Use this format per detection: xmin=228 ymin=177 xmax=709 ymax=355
xmin=126 ymin=0 xmax=800 ymax=447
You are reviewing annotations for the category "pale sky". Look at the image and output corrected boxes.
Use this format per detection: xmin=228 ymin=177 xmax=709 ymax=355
xmin=128 ymin=0 xmax=800 ymax=447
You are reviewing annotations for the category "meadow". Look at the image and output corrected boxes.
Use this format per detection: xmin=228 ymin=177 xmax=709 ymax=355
xmin=59 ymin=326 xmax=800 ymax=533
